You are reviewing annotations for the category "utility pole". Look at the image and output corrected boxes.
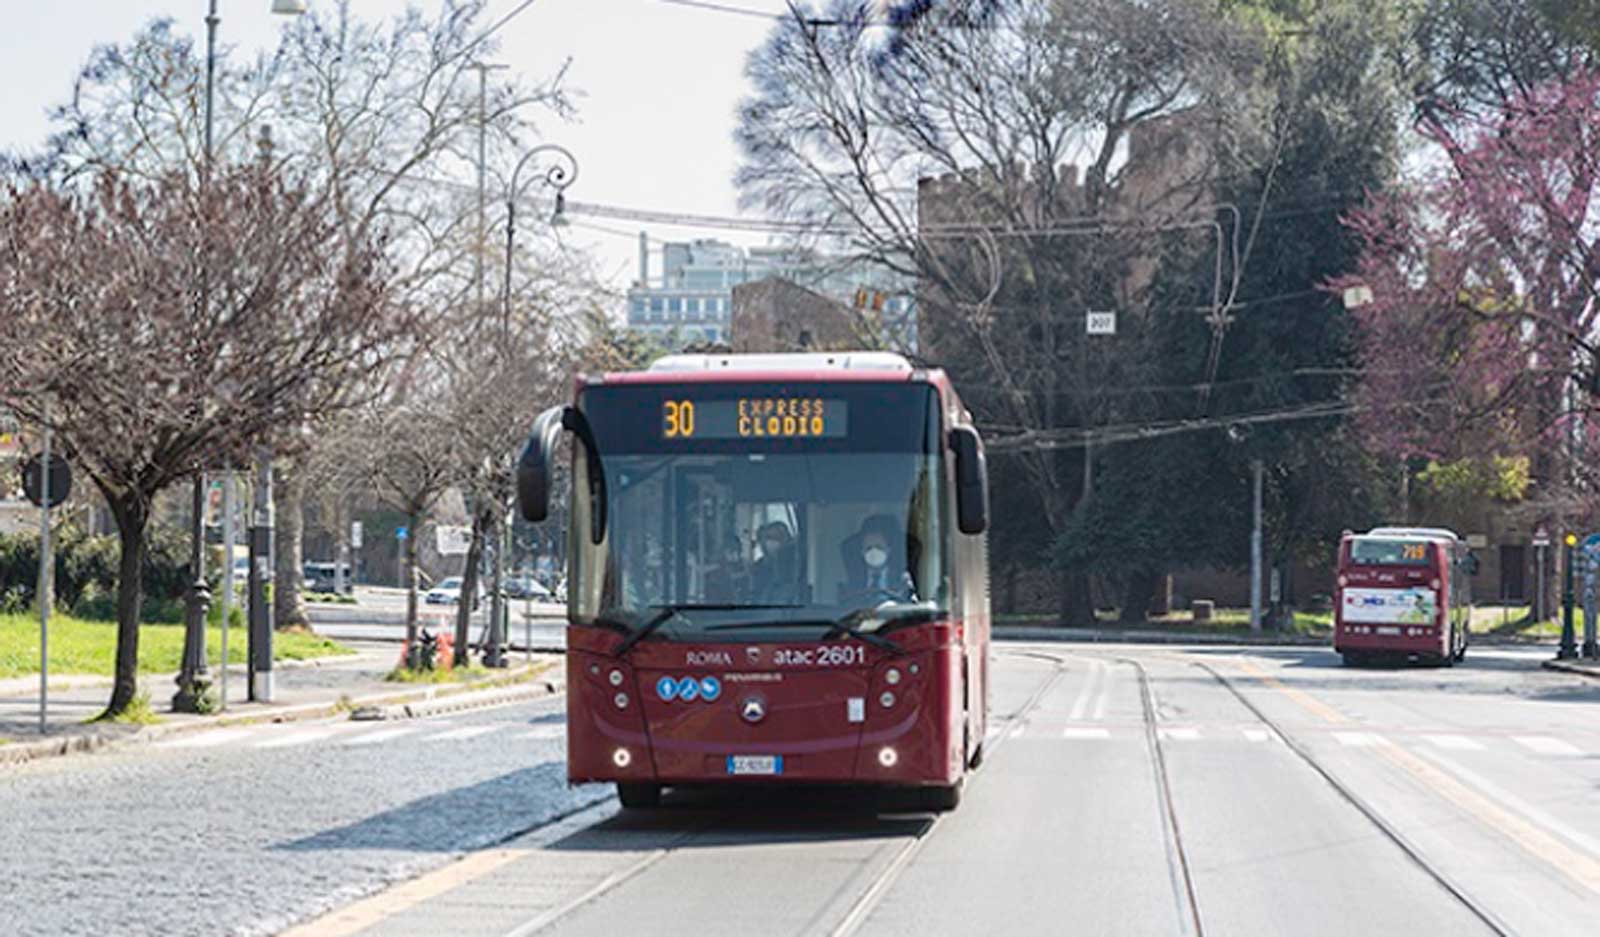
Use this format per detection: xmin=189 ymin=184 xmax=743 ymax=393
xmin=248 ymin=446 xmax=275 ymax=701
xmin=248 ymin=125 xmax=278 ymax=703
xmin=37 ymin=412 xmax=51 ymax=734
xmin=220 ymin=472 xmax=235 ymax=710
xmin=1250 ymin=459 xmax=1264 ymax=632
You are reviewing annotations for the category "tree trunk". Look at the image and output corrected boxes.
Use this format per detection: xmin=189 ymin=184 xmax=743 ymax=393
xmin=273 ymin=463 xmax=308 ymax=629
xmin=454 ymin=507 xmax=488 ymax=668
xmin=404 ymin=509 xmax=420 ymax=648
xmin=1060 ymin=572 xmax=1096 ymax=626
xmin=1119 ymin=569 xmax=1160 ymax=625
xmin=105 ymin=492 xmax=150 ymax=718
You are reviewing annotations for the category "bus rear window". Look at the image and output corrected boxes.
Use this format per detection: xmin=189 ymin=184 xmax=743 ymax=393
xmin=1348 ymin=539 xmax=1433 ymax=566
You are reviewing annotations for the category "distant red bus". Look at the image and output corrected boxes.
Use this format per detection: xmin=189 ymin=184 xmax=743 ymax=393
xmin=1334 ymin=527 xmax=1474 ymax=666
xmin=515 ymin=353 xmax=991 ymax=810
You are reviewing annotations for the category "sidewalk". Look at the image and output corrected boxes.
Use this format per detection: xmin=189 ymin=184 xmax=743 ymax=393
xmin=1544 ymin=656 xmax=1600 ymax=679
xmin=0 ymin=641 xmax=562 ymax=767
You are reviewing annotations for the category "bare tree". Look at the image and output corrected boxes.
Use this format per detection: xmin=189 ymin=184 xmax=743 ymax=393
xmin=736 ymin=0 xmax=1259 ymax=620
xmin=25 ymin=2 xmax=573 ymax=634
xmin=0 ymin=166 xmax=413 ymax=716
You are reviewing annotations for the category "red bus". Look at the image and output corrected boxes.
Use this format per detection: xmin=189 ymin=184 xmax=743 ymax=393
xmin=1334 ymin=526 xmax=1475 ymax=667
xmin=515 ymin=352 xmax=991 ymax=810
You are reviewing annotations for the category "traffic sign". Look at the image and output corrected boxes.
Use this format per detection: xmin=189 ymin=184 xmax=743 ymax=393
xmin=21 ymin=452 xmax=71 ymax=508
xmin=436 ymin=525 xmax=471 ymax=556
xmin=1086 ymin=310 xmax=1117 ymax=335
xmin=351 ymin=521 xmax=363 ymax=549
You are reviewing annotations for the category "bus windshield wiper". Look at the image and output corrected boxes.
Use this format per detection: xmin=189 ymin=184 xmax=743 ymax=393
xmin=611 ymin=604 xmax=796 ymax=657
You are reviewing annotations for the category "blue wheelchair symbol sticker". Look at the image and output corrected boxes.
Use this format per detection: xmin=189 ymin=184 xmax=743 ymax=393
xmin=656 ymin=676 xmax=678 ymax=701
xmin=677 ymin=676 xmax=699 ymax=702
xmin=699 ymin=676 xmax=722 ymax=701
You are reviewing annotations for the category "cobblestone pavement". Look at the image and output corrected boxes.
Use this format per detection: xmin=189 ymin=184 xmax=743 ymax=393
xmin=0 ymin=698 xmax=604 ymax=937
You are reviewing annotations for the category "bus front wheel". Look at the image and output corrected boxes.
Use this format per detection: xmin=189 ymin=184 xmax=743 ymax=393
xmin=616 ymin=782 xmax=662 ymax=809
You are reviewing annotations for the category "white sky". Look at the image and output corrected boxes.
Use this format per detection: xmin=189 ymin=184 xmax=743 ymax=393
xmin=0 ymin=0 xmax=802 ymax=291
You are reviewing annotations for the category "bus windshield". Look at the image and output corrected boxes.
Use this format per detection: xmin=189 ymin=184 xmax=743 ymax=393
xmin=569 ymin=382 xmax=949 ymax=640
xmin=1347 ymin=538 xmax=1434 ymax=566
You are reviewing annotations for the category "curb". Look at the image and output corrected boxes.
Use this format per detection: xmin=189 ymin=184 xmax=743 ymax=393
xmin=0 ymin=659 xmax=562 ymax=769
xmin=1542 ymin=659 xmax=1600 ymax=679
xmin=993 ymin=627 xmax=1327 ymax=647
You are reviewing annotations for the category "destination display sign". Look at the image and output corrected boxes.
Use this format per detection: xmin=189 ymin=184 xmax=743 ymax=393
xmin=661 ymin=398 xmax=848 ymax=440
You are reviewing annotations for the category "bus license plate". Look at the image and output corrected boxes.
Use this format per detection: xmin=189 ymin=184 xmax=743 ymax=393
xmin=1376 ymin=626 xmax=1400 ymax=635
xmin=727 ymin=755 xmax=782 ymax=776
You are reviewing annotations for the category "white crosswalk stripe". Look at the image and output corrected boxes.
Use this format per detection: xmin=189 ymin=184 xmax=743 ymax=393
xmin=1333 ymin=731 xmax=1387 ymax=748
xmin=1061 ymin=727 xmax=1111 ymax=740
xmin=159 ymin=728 xmax=253 ymax=749
xmin=1241 ymin=729 xmax=1273 ymax=743
xmin=342 ymin=727 xmax=419 ymax=746
xmin=422 ymin=725 xmax=501 ymax=742
xmin=1423 ymin=734 xmax=1484 ymax=751
xmin=1158 ymin=728 xmax=1200 ymax=741
xmin=519 ymin=724 xmax=566 ymax=740
xmin=1513 ymin=735 xmax=1582 ymax=756
xmin=255 ymin=729 xmax=340 ymax=749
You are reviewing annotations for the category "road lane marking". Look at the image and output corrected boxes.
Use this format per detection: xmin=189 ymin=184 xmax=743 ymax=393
xmin=1242 ymin=729 xmax=1272 ymax=742
xmin=158 ymin=728 xmax=253 ymax=749
xmin=1092 ymin=661 xmax=1111 ymax=720
xmin=1158 ymin=728 xmax=1200 ymax=741
xmin=1423 ymin=734 xmax=1484 ymax=751
xmin=1332 ymin=731 xmax=1386 ymax=748
xmin=1061 ymin=727 xmax=1111 ymax=740
xmin=1374 ymin=740 xmax=1600 ymax=896
xmin=422 ymin=725 xmax=501 ymax=742
xmin=1232 ymin=657 xmax=1600 ymax=899
xmin=1069 ymin=660 xmax=1102 ymax=721
xmin=519 ymin=724 xmax=566 ymax=740
xmin=1514 ymin=735 xmax=1582 ymax=756
xmin=1415 ymin=747 xmax=1600 ymax=862
xmin=1237 ymin=657 xmax=1347 ymax=724
xmin=279 ymin=847 xmax=531 ymax=937
xmin=255 ymin=729 xmax=339 ymax=749
xmin=342 ymin=727 xmax=418 ymax=746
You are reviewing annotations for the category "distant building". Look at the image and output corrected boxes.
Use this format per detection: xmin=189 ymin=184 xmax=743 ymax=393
xmin=624 ymin=234 xmax=915 ymax=350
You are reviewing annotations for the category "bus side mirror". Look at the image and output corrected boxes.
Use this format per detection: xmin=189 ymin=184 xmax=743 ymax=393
xmin=950 ymin=426 xmax=989 ymax=535
xmin=516 ymin=406 xmax=567 ymax=523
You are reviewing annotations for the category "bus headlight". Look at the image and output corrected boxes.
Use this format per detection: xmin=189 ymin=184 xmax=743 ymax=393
xmin=878 ymin=746 xmax=898 ymax=768
xmin=885 ymin=667 xmax=902 ymax=685
xmin=614 ymin=692 xmax=629 ymax=710
xmin=613 ymin=747 xmax=632 ymax=768
xmin=880 ymin=691 xmax=896 ymax=708
xmin=608 ymin=669 xmax=625 ymax=686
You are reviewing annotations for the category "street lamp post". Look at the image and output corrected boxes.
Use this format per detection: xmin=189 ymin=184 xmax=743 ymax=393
xmin=1559 ymin=532 xmax=1579 ymax=660
xmin=481 ymin=143 xmax=578 ymax=669
xmin=174 ymin=0 xmax=308 ymax=713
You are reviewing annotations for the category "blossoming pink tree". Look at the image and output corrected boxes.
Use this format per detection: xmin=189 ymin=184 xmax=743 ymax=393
xmin=1335 ymin=70 xmax=1600 ymax=476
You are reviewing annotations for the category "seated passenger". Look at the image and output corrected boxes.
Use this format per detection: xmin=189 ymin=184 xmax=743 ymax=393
xmin=750 ymin=521 xmax=800 ymax=604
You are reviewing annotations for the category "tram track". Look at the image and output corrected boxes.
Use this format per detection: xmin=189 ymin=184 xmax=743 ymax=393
xmin=825 ymin=649 xmax=1069 ymax=937
xmin=1190 ymin=658 xmax=1516 ymax=937
xmin=489 ymin=649 xmax=1069 ymax=937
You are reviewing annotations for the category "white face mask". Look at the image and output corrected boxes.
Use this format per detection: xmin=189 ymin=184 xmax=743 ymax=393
xmin=863 ymin=546 xmax=889 ymax=568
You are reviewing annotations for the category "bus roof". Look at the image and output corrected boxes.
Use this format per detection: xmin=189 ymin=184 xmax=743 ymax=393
xmin=593 ymin=351 xmax=937 ymax=386
xmin=1366 ymin=526 xmax=1461 ymax=542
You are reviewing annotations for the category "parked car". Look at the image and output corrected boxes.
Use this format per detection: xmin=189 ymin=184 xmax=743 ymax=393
xmin=502 ymin=576 xmax=554 ymax=600
xmin=303 ymin=561 xmax=354 ymax=594
xmin=424 ymin=576 xmax=482 ymax=609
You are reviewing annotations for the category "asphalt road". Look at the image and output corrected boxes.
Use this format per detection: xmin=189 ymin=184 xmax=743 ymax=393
xmin=5 ymin=643 xmax=1597 ymax=937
